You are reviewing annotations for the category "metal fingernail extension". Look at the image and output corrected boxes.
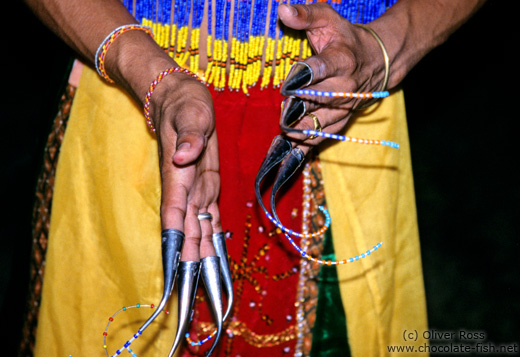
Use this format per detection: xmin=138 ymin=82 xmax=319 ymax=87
xmin=212 ymin=232 xmax=234 ymax=322
xmin=201 ymin=256 xmax=224 ymax=356
xmin=270 ymin=147 xmax=306 ymax=222
xmin=255 ymin=136 xmax=292 ymax=215
xmin=168 ymin=261 xmax=201 ymax=357
xmin=280 ymin=96 xmax=306 ymax=129
xmin=138 ymin=229 xmax=184 ymax=333
xmin=280 ymin=62 xmax=313 ymax=96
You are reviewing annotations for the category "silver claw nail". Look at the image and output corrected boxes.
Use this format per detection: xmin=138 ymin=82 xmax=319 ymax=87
xmin=280 ymin=96 xmax=306 ymax=129
xmin=212 ymin=232 xmax=234 ymax=322
xmin=168 ymin=261 xmax=201 ymax=357
xmin=138 ymin=229 xmax=184 ymax=333
xmin=201 ymin=256 xmax=223 ymax=356
xmin=280 ymin=62 xmax=313 ymax=96
xmin=270 ymin=147 xmax=306 ymax=222
xmin=255 ymin=136 xmax=292 ymax=214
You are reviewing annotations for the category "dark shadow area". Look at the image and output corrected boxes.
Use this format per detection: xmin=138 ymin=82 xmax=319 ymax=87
xmin=2 ymin=2 xmax=73 ymax=356
xmin=2 ymin=1 xmax=517 ymax=356
xmin=402 ymin=1 xmax=518 ymax=346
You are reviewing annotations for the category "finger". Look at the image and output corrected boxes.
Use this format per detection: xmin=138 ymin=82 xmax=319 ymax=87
xmin=284 ymin=108 xmax=350 ymax=144
xmin=168 ymin=88 xmax=214 ymax=166
xmin=180 ymin=203 xmax=202 ymax=261
xmin=160 ymin=140 xmax=191 ymax=232
xmin=281 ymin=96 xmax=323 ymax=129
xmin=157 ymin=106 xmax=202 ymax=230
xmin=282 ymin=47 xmax=356 ymax=96
xmin=173 ymin=131 xmax=206 ymax=165
xmin=278 ymin=3 xmax=336 ymax=32
xmin=283 ymin=109 xmax=327 ymax=143
xmin=208 ymin=201 xmax=222 ymax=233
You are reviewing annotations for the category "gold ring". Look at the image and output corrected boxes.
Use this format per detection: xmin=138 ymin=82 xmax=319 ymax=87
xmin=306 ymin=113 xmax=321 ymax=140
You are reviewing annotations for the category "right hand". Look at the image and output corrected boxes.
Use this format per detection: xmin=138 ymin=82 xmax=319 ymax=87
xmin=103 ymin=26 xmax=221 ymax=262
xmin=147 ymin=68 xmax=221 ymax=261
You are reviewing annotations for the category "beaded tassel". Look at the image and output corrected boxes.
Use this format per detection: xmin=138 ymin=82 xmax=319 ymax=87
xmin=175 ymin=0 xmax=191 ymax=66
xmin=260 ymin=0 xmax=279 ymax=88
xmin=125 ymin=0 xmax=398 ymax=93
xmin=273 ymin=24 xmax=284 ymax=87
xmin=204 ymin=0 xmax=214 ymax=79
xmin=220 ymin=0 xmax=232 ymax=89
xmin=189 ymin=0 xmax=205 ymax=74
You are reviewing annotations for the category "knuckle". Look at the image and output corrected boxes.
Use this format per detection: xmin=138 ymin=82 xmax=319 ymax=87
xmin=200 ymin=232 xmax=213 ymax=244
xmin=212 ymin=216 xmax=222 ymax=229
xmin=161 ymin=203 xmax=187 ymax=218
xmin=341 ymin=51 xmax=358 ymax=73
xmin=307 ymin=56 xmax=328 ymax=80
xmin=187 ymin=201 xmax=202 ymax=215
xmin=184 ymin=234 xmax=202 ymax=245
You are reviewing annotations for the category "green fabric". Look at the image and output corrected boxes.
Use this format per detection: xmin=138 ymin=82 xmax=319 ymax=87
xmin=310 ymin=227 xmax=351 ymax=357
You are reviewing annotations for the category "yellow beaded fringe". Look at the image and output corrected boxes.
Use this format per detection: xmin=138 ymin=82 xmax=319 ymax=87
xmin=140 ymin=18 xmax=311 ymax=94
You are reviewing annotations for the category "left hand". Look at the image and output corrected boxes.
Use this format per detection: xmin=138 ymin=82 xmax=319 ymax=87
xmin=278 ymin=3 xmax=388 ymax=147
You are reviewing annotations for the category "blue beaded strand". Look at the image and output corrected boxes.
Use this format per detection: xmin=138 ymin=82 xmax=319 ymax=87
xmin=301 ymin=130 xmax=400 ymax=149
xmin=103 ymin=304 xmax=165 ymax=357
xmin=293 ymin=88 xmax=390 ymax=98
xmin=265 ymin=205 xmax=331 ymax=238
xmin=264 ymin=205 xmax=384 ymax=265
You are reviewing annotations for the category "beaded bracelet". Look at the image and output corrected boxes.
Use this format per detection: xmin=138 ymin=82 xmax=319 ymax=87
xmin=95 ymin=24 xmax=154 ymax=83
xmin=143 ymin=67 xmax=205 ymax=133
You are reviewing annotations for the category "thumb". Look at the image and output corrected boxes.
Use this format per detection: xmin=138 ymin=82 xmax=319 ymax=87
xmin=173 ymin=131 xmax=206 ymax=165
xmin=278 ymin=3 xmax=333 ymax=31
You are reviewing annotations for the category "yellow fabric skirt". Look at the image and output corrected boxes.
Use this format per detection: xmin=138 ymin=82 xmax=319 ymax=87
xmin=34 ymin=65 xmax=427 ymax=356
xmin=321 ymin=87 xmax=428 ymax=356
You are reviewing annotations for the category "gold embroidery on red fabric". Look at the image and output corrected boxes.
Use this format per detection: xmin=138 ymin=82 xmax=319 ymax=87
xmin=189 ymin=206 xmax=301 ymax=355
xmin=189 ymin=156 xmax=327 ymax=356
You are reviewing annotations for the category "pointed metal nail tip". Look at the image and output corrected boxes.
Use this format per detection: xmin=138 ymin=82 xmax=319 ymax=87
xmin=168 ymin=261 xmax=201 ymax=357
xmin=280 ymin=96 xmax=306 ymax=129
xmin=270 ymin=147 xmax=306 ymax=222
xmin=201 ymin=256 xmax=223 ymax=356
xmin=255 ymin=136 xmax=292 ymax=214
xmin=139 ymin=229 xmax=184 ymax=333
xmin=212 ymin=232 xmax=234 ymax=322
xmin=281 ymin=62 xmax=313 ymax=96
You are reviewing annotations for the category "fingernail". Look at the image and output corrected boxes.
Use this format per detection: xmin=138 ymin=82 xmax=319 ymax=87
xmin=281 ymin=62 xmax=313 ymax=95
xmin=286 ymin=4 xmax=297 ymax=15
xmin=280 ymin=96 xmax=306 ymax=128
xmin=177 ymin=142 xmax=191 ymax=152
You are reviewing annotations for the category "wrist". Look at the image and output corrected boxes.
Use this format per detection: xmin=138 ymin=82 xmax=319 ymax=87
xmin=103 ymin=28 xmax=177 ymax=104
xmin=368 ymin=16 xmax=412 ymax=89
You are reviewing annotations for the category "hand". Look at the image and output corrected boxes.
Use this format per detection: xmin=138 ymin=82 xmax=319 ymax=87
xmin=148 ymin=69 xmax=221 ymax=261
xmin=277 ymin=3 xmax=388 ymax=148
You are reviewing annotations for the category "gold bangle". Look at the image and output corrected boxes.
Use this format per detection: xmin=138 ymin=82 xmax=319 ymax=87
xmin=354 ymin=23 xmax=389 ymax=107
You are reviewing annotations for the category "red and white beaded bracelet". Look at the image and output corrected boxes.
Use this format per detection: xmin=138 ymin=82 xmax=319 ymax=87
xmin=143 ymin=67 xmax=204 ymax=133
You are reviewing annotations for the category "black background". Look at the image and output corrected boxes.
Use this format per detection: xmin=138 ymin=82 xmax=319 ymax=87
xmin=2 ymin=1 xmax=518 ymax=355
